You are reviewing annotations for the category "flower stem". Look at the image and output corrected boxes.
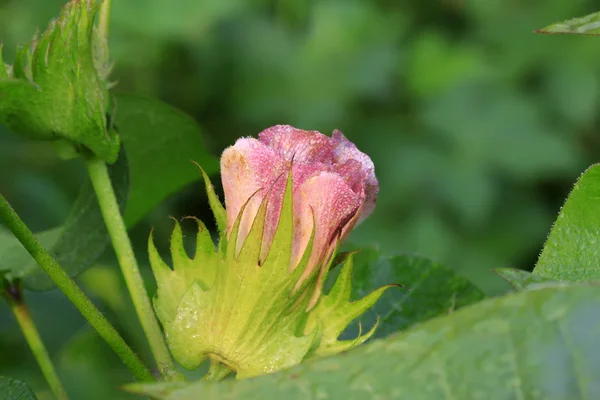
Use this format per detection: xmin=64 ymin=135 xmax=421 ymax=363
xmin=0 ymin=193 xmax=154 ymax=382
xmin=203 ymin=359 xmax=233 ymax=381
xmin=98 ymin=0 xmax=112 ymax=40
xmin=3 ymin=283 xmax=69 ymax=400
xmin=85 ymin=157 xmax=180 ymax=380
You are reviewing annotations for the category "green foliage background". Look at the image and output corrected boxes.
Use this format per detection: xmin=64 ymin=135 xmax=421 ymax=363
xmin=1 ymin=0 xmax=600 ymax=398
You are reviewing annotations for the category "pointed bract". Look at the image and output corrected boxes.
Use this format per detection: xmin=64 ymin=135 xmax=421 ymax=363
xmin=306 ymin=253 xmax=393 ymax=357
xmin=0 ymin=0 xmax=119 ymax=163
xmin=198 ymin=166 xmax=228 ymax=250
xmin=150 ymin=172 xmax=391 ymax=379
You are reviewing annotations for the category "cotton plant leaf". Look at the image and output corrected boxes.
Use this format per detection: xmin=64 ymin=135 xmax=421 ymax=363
xmin=536 ymin=11 xmax=600 ymax=36
xmin=113 ymin=94 xmax=219 ymax=227
xmin=0 ymin=150 xmax=128 ymax=290
xmin=126 ymin=283 xmax=600 ymax=399
xmin=534 ymin=164 xmax=600 ymax=282
xmin=494 ymin=268 xmax=556 ymax=291
xmin=342 ymin=247 xmax=484 ymax=339
xmin=0 ymin=376 xmax=38 ymax=400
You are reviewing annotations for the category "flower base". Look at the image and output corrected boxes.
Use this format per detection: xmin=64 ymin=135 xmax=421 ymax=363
xmin=149 ymin=169 xmax=393 ymax=378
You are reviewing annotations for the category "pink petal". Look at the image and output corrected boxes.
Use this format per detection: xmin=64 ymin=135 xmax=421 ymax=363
xmin=220 ymin=126 xmax=379 ymax=280
xmin=260 ymin=161 xmax=331 ymax=263
xmin=332 ymin=158 xmax=366 ymax=195
xmin=291 ymin=171 xmax=363 ymax=283
xmin=259 ymin=125 xmax=335 ymax=164
xmin=331 ymin=130 xmax=379 ymax=221
xmin=220 ymin=138 xmax=287 ymax=252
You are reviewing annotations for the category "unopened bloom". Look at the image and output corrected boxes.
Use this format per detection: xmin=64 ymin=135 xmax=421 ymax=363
xmin=0 ymin=0 xmax=118 ymax=162
xmin=149 ymin=126 xmax=392 ymax=379
xmin=221 ymin=125 xmax=379 ymax=306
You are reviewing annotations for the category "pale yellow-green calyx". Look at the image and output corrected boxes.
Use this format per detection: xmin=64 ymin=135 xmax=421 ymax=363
xmin=149 ymin=170 xmax=394 ymax=379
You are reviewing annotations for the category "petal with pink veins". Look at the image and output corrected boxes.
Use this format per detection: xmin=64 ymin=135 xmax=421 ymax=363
xmin=259 ymin=125 xmax=335 ymax=164
xmin=332 ymin=130 xmax=379 ymax=221
xmin=220 ymin=138 xmax=287 ymax=252
xmin=291 ymin=171 xmax=363 ymax=286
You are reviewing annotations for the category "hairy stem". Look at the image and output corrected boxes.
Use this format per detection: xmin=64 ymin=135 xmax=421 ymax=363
xmin=3 ymin=283 xmax=69 ymax=400
xmin=85 ymin=157 xmax=180 ymax=380
xmin=0 ymin=193 xmax=154 ymax=382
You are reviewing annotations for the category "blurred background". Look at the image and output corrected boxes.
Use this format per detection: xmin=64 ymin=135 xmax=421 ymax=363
xmin=1 ymin=0 xmax=600 ymax=398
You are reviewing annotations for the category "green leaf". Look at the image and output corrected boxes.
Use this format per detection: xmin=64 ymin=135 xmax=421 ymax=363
xmin=0 ymin=376 xmax=38 ymax=400
xmin=342 ymin=247 xmax=484 ymax=339
xmin=126 ymin=283 xmax=600 ymax=399
xmin=495 ymin=268 xmax=556 ymax=291
xmin=536 ymin=11 xmax=600 ymax=35
xmin=0 ymin=94 xmax=218 ymax=290
xmin=534 ymin=165 xmax=600 ymax=282
xmin=57 ymin=329 xmax=138 ymax=400
xmin=113 ymin=94 xmax=219 ymax=227
xmin=0 ymin=151 xmax=128 ymax=290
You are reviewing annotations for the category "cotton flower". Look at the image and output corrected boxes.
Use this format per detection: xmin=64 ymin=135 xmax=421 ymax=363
xmin=149 ymin=125 xmax=391 ymax=379
xmin=221 ymin=125 xmax=378 ymax=305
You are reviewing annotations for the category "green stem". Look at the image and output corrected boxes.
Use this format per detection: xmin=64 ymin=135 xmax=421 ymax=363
xmin=0 ymin=194 xmax=154 ymax=382
xmin=3 ymin=283 xmax=69 ymax=400
xmin=203 ymin=358 xmax=233 ymax=382
xmin=85 ymin=157 xmax=179 ymax=380
xmin=95 ymin=0 xmax=180 ymax=381
xmin=98 ymin=0 xmax=112 ymax=40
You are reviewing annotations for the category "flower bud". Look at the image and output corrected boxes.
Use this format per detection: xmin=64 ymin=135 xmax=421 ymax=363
xmin=221 ymin=125 xmax=379 ymax=306
xmin=0 ymin=0 xmax=119 ymax=163
xmin=149 ymin=127 xmax=391 ymax=379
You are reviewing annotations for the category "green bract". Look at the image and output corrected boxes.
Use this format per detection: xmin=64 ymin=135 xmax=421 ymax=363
xmin=149 ymin=170 xmax=393 ymax=378
xmin=0 ymin=0 xmax=118 ymax=163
